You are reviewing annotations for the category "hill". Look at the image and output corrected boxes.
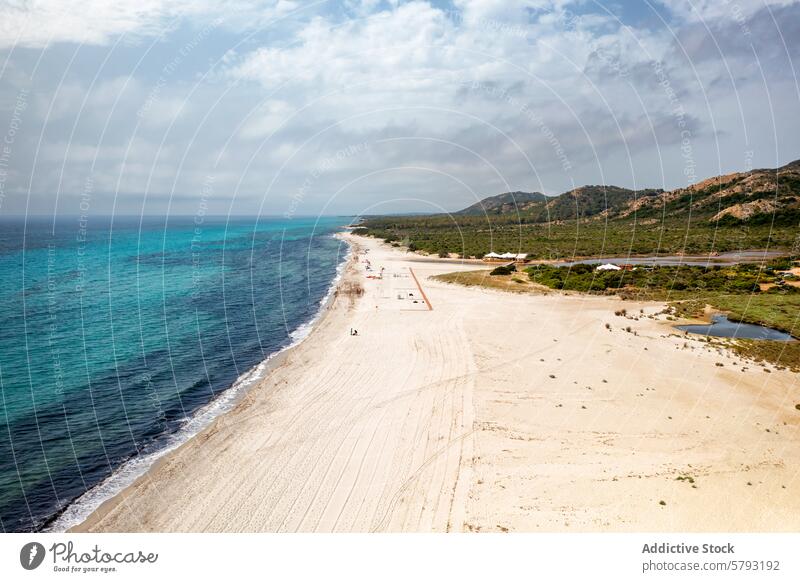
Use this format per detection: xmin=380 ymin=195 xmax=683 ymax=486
xmin=630 ymin=160 xmax=800 ymax=225
xmin=358 ymin=159 xmax=800 ymax=259
xmin=456 ymin=191 xmax=547 ymax=215
xmin=453 ymin=160 xmax=800 ymax=225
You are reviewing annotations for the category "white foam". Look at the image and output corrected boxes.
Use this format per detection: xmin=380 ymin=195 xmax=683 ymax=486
xmin=46 ymin=236 xmax=352 ymax=532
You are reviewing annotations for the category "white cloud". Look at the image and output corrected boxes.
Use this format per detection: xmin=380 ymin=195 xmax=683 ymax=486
xmin=239 ymin=100 xmax=296 ymax=139
xmin=2 ymin=0 xmax=799 ymax=215
xmin=227 ymin=1 xmax=670 ymax=142
xmin=0 ymin=0 xmax=299 ymax=49
xmin=231 ymin=3 xmax=455 ymax=89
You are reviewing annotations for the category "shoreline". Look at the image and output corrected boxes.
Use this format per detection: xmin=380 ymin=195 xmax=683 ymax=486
xmin=73 ymin=234 xmax=800 ymax=532
xmin=62 ymin=235 xmax=357 ymax=533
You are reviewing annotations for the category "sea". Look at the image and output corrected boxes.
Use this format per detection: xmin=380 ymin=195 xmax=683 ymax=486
xmin=0 ymin=215 xmax=351 ymax=532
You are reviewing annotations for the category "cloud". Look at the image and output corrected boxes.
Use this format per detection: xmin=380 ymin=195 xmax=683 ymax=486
xmin=226 ymin=1 xmax=693 ymax=162
xmin=230 ymin=3 xmax=456 ymax=90
xmin=1 ymin=0 xmax=799 ymax=216
xmin=0 ymin=0 xmax=299 ymax=49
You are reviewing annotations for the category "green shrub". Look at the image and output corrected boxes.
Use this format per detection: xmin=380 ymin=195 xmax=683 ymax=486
xmin=490 ymin=264 xmax=516 ymax=276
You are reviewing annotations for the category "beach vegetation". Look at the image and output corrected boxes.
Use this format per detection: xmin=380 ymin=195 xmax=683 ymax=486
xmin=433 ymin=270 xmax=550 ymax=294
xmin=359 ymin=216 xmax=799 ymax=260
xmin=524 ymin=262 xmax=779 ymax=296
xmin=490 ymin=264 xmax=516 ymax=276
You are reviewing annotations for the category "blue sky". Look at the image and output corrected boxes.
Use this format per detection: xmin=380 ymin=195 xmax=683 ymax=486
xmin=1 ymin=0 xmax=799 ymax=216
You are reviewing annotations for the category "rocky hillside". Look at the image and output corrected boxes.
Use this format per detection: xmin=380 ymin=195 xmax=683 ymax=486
xmin=456 ymin=191 xmax=547 ymax=215
xmin=458 ymin=160 xmax=800 ymax=225
xmin=630 ymin=159 xmax=800 ymax=224
xmin=527 ymin=185 xmax=663 ymax=222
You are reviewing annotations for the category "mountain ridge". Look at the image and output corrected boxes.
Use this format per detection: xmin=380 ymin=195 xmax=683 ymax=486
xmin=456 ymin=159 xmax=800 ymax=225
xmin=456 ymin=191 xmax=548 ymax=215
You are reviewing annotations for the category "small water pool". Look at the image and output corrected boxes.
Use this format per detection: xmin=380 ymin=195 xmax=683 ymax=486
xmin=676 ymin=314 xmax=795 ymax=341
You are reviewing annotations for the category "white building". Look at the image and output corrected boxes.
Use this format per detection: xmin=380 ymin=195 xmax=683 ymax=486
xmin=483 ymin=252 xmax=528 ymax=261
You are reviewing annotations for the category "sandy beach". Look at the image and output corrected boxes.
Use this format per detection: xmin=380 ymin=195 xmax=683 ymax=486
xmin=74 ymin=234 xmax=800 ymax=532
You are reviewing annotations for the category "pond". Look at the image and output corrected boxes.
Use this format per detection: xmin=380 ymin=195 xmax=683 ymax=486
xmin=676 ymin=314 xmax=795 ymax=341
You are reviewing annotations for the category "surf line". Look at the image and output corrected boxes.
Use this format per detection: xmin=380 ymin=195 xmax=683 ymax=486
xmin=409 ymin=268 xmax=433 ymax=311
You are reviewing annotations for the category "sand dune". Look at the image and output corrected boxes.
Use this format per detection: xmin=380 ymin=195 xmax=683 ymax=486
xmin=75 ymin=234 xmax=800 ymax=532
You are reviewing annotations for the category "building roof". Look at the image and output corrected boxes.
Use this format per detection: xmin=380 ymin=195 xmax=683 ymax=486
xmin=484 ymin=252 xmax=527 ymax=259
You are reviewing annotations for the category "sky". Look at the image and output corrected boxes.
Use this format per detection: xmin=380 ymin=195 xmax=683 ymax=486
xmin=0 ymin=0 xmax=799 ymax=217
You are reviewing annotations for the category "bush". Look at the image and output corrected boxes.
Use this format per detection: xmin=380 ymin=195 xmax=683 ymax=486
xmin=490 ymin=264 xmax=516 ymax=276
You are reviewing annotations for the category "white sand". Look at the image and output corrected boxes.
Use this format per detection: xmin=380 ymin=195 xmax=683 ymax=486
xmin=75 ymin=234 xmax=800 ymax=532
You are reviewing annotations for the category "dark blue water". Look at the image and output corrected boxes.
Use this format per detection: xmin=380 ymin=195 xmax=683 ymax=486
xmin=676 ymin=314 xmax=795 ymax=341
xmin=0 ymin=215 xmax=349 ymax=532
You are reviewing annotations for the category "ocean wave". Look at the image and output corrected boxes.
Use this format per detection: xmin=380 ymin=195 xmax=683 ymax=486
xmin=45 ymin=236 xmax=352 ymax=532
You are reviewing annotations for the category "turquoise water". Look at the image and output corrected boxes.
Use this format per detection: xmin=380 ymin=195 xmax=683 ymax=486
xmin=0 ymin=215 xmax=349 ymax=531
